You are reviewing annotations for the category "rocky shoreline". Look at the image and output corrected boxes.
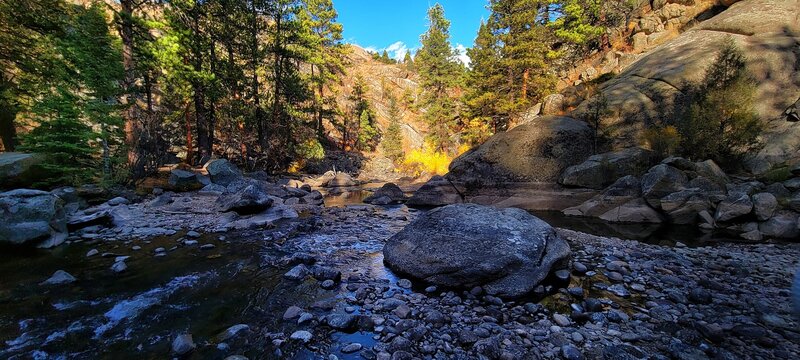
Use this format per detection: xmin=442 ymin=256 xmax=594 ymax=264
xmin=1 ymin=159 xmax=799 ymax=359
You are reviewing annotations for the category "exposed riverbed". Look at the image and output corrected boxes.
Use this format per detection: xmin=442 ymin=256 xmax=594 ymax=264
xmin=1 ymin=188 xmax=799 ymax=359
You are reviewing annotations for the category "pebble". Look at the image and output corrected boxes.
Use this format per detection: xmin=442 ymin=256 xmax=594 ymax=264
xmin=553 ymin=313 xmax=571 ymax=327
xmin=154 ymin=247 xmax=166 ymax=253
xmin=184 ymin=240 xmax=199 ymax=246
xmin=200 ymin=244 xmax=216 ymax=250
xmin=290 ymin=330 xmax=312 ymax=343
xmin=561 ymin=344 xmax=583 ymax=360
xmin=86 ymin=249 xmax=99 ymax=257
xmin=41 ymin=270 xmax=76 ymax=285
xmin=131 ymin=246 xmax=142 ymax=251
xmin=341 ymin=343 xmax=363 ymax=353
xmin=111 ymin=261 xmax=128 ymax=273
xmin=283 ymin=306 xmax=303 ymax=320
xmin=397 ymin=279 xmax=412 ymax=289
xmin=321 ymin=279 xmax=336 ymax=289
xmin=186 ymin=230 xmax=201 ymax=238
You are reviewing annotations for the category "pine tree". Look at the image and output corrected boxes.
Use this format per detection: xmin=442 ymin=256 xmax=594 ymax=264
xmin=416 ymin=3 xmax=461 ymax=151
xmin=464 ymin=19 xmax=504 ymax=131
xmin=382 ymin=92 xmax=405 ymax=162
xmin=300 ymin=0 xmax=347 ymax=139
xmin=357 ymin=109 xmax=378 ymax=151
xmin=403 ymin=51 xmax=414 ymax=71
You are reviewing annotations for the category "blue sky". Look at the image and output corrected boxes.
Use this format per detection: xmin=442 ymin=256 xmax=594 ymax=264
xmin=334 ymin=0 xmax=491 ymax=64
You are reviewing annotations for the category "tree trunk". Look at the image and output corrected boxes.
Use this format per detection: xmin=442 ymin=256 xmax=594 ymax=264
xmin=522 ymin=68 xmax=529 ymax=101
xmin=0 ymin=108 xmax=15 ymax=152
xmin=191 ymin=7 xmax=210 ymax=163
xmin=251 ymin=1 xmax=265 ymax=150
xmin=119 ymin=0 xmax=139 ymax=175
xmin=185 ymin=103 xmax=193 ymax=163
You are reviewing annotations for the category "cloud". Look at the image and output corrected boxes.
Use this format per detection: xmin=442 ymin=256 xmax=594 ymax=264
xmin=454 ymin=44 xmax=471 ymax=67
xmin=386 ymin=41 xmax=409 ymax=61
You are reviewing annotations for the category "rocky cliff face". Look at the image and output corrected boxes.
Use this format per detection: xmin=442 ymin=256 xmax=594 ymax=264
xmin=327 ymin=45 xmax=426 ymax=153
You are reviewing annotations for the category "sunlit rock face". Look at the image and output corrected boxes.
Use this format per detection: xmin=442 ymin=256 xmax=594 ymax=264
xmin=447 ymin=116 xmax=593 ymax=187
xmin=383 ymin=203 xmax=570 ymax=298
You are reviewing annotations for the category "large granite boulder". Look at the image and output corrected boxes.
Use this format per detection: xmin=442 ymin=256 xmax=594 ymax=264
xmin=573 ymin=0 xmax=800 ymax=172
xmin=0 ymin=189 xmax=67 ymax=248
xmin=660 ymin=189 xmax=711 ymax=225
xmin=640 ymin=164 xmax=688 ymax=208
xmin=448 ymin=116 xmax=593 ymax=186
xmin=715 ymin=193 xmax=753 ymax=222
xmin=0 ymin=152 xmax=44 ymax=189
xmin=559 ymin=147 xmax=654 ymax=189
xmin=599 ymin=198 xmax=663 ymax=223
xmin=383 ymin=204 xmax=570 ymax=298
xmin=204 ymin=159 xmax=242 ymax=186
xmin=364 ymin=183 xmax=406 ymax=205
xmin=216 ymin=184 xmax=274 ymax=215
xmin=406 ymin=176 xmax=463 ymax=207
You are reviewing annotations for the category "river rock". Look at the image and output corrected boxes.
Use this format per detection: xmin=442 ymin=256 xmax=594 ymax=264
xmin=364 ymin=183 xmax=406 ymax=204
xmin=172 ymin=334 xmax=196 ymax=355
xmin=216 ymin=185 xmax=274 ymax=215
xmin=447 ymin=116 xmax=593 ymax=185
xmin=325 ymin=172 xmax=358 ymax=187
xmin=759 ymin=211 xmax=799 ymax=239
xmin=0 ymin=189 xmax=67 ymax=248
xmin=752 ymin=193 xmax=778 ymax=221
xmin=383 ymin=204 xmax=570 ymax=298
xmin=660 ymin=189 xmax=710 ymax=224
xmin=406 ymin=175 xmax=463 ymax=207
xmin=67 ymin=210 xmax=112 ymax=231
xmin=168 ymin=169 xmax=202 ymax=192
xmin=41 ymin=270 xmax=76 ymax=285
xmin=715 ymin=193 xmax=753 ymax=222
xmin=290 ymin=330 xmax=312 ymax=343
xmin=559 ymin=147 xmax=654 ymax=189
xmin=204 ymin=159 xmax=242 ymax=186
xmin=599 ymin=198 xmax=663 ymax=223
xmin=640 ymin=164 xmax=687 ymax=208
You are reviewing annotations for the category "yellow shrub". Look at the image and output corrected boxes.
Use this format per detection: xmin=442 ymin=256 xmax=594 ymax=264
xmin=402 ymin=146 xmax=452 ymax=176
xmin=642 ymin=125 xmax=682 ymax=158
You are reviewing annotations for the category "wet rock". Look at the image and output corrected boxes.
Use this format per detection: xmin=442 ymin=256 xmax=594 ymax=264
xmin=0 ymin=189 xmax=67 ymax=248
xmin=200 ymin=244 xmax=215 ymax=250
xmin=41 ymin=270 xmax=76 ymax=285
xmin=342 ymin=343 xmax=363 ymax=354
xmin=325 ymin=313 xmax=357 ymax=331
xmin=205 ymin=159 xmax=243 ymax=186
xmin=310 ymin=265 xmax=341 ymax=282
xmin=715 ymin=193 xmax=753 ymax=222
xmin=553 ymin=313 xmax=571 ymax=327
xmin=364 ymin=183 xmax=406 ymax=204
xmin=86 ymin=249 xmax=99 ymax=257
xmin=397 ymin=279 xmax=412 ymax=289
xmin=283 ymin=306 xmax=303 ymax=320
xmin=172 ymin=334 xmax=196 ymax=355
xmin=216 ymin=185 xmax=274 ymax=215
xmin=290 ymin=330 xmax=312 ymax=343
xmin=217 ymin=324 xmax=250 ymax=342
xmin=284 ymin=264 xmax=309 ymax=281
xmin=111 ymin=261 xmax=127 ymax=273
xmin=384 ymin=204 xmax=570 ymax=298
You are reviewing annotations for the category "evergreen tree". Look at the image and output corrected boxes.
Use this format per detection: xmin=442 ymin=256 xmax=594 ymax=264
xmin=300 ymin=0 xmax=347 ymax=139
xmin=678 ymin=38 xmax=762 ymax=165
xmin=403 ymin=51 xmax=414 ymax=71
xmin=382 ymin=92 xmax=405 ymax=162
xmin=18 ymin=2 xmax=124 ymax=186
xmin=464 ymin=19 xmax=504 ymax=131
xmin=357 ymin=109 xmax=379 ymax=151
xmin=416 ymin=3 xmax=461 ymax=151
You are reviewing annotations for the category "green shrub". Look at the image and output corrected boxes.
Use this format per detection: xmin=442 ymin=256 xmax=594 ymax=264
xmin=677 ymin=38 xmax=763 ymax=165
